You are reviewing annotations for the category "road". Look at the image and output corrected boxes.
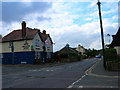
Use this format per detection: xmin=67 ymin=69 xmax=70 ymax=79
xmin=2 ymin=58 xmax=98 ymax=88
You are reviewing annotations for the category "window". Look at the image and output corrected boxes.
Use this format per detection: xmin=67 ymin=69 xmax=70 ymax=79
xmin=35 ymin=39 xmax=39 ymax=47
xmin=35 ymin=51 xmax=40 ymax=59
xmin=47 ymin=47 xmax=50 ymax=50
xmin=9 ymin=42 xmax=13 ymax=48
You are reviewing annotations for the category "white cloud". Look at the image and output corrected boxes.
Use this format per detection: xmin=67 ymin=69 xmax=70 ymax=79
xmin=89 ymin=39 xmax=101 ymax=49
xmin=112 ymin=16 xmax=118 ymax=20
xmin=2 ymin=0 xmax=119 ymax=2
xmin=85 ymin=18 xmax=92 ymax=21
xmin=1 ymin=1 xmax=118 ymax=52
xmin=1 ymin=22 xmax=20 ymax=36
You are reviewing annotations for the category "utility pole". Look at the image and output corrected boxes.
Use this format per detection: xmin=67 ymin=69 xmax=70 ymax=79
xmin=97 ymin=0 xmax=106 ymax=69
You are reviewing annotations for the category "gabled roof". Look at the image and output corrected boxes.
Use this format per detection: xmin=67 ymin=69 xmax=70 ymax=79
xmin=2 ymin=27 xmax=53 ymax=44
xmin=2 ymin=28 xmax=38 ymax=42
xmin=40 ymin=33 xmax=53 ymax=44
xmin=56 ymin=46 xmax=78 ymax=54
xmin=109 ymin=27 xmax=120 ymax=47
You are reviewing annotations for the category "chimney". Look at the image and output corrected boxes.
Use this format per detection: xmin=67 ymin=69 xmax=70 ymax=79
xmin=42 ymin=30 xmax=46 ymax=34
xmin=21 ymin=21 xmax=26 ymax=38
xmin=112 ymin=35 xmax=116 ymax=40
xmin=37 ymin=30 xmax=40 ymax=34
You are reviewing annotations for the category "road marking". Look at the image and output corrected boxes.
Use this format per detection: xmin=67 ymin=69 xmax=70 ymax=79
xmin=67 ymin=74 xmax=86 ymax=88
xmin=28 ymin=69 xmax=55 ymax=72
xmin=85 ymin=59 xmax=120 ymax=78
xmin=67 ymin=85 xmax=73 ymax=88
xmin=79 ymin=86 xmax=83 ymax=88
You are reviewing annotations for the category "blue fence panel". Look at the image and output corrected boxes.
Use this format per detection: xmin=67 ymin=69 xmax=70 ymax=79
xmin=2 ymin=51 xmax=35 ymax=64
xmin=2 ymin=53 xmax=12 ymax=64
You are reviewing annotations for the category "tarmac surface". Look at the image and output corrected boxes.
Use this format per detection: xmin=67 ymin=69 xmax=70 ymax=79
xmin=67 ymin=59 xmax=119 ymax=88
xmin=2 ymin=58 xmax=120 ymax=89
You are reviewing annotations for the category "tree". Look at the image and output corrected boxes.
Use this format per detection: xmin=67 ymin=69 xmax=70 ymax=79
xmin=0 ymin=34 xmax=2 ymax=39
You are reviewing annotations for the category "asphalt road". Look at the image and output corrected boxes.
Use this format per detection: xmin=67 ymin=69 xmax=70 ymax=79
xmin=2 ymin=58 xmax=98 ymax=88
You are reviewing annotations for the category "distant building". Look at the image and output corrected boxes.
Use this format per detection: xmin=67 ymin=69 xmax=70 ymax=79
xmin=56 ymin=44 xmax=86 ymax=55
xmin=57 ymin=44 xmax=78 ymax=55
xmin=1 ymin=21 xmax=53 ymax=64
xmin=109 ymin=27 xmax=120 ymax=55
xmin=76 ymin=44 xmax=86 ymax=55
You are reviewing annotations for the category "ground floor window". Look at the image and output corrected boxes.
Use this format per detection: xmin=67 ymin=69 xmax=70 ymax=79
xmin=35 ymin=51 xmax=40 ymax=59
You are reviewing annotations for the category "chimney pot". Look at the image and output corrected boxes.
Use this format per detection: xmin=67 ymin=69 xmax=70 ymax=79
xmin=43 ymin=30 xmax=46 ymax=34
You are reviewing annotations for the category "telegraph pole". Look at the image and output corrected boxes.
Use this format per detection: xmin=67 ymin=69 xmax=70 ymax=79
xmin=97 ymin=0 xmax=106 ymax=69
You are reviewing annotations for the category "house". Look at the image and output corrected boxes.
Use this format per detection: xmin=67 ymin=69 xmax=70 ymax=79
xmin=109 ymin=27 xmax=120 ymax=56
xmin=76 ymin=44 xmax=86 ymax=55
xmin=1 ymin=21 xmax=53 ymax=64
xmin=56 ymin=44 xmax=78 ymax=55
xmin=56 ymin=44 xmax=86 ymax=55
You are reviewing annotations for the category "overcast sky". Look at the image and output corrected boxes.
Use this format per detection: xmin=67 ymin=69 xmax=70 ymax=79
xmin=0 ymin=0 xmax=119 ymax=52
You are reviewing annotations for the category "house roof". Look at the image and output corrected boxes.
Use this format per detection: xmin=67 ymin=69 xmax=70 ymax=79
xmin=109 ymin=27 xmax=120 ymax=47
xmin=2 ymin=27 xmax=53 ymax=44
xmin=56 ymin=46 xmax=78 ymax=54
xmin=2 ymin=27 xmax=38 ymax=42
xmin=40 ymin=33 xmax=53 ymax=44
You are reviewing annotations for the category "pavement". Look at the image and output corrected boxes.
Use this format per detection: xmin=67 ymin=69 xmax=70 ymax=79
xmin=86 ymin=59 xmax=119 ymax=78
xmin=68 ymin=59 xmax=120 ymax=88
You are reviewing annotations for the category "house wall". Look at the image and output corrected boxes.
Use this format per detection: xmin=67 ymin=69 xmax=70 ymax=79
xmin=45 ymin=37 xmax=53 ymax=59
xmin=2 ymin=40 xmax=36 ymax=64
xmin=114 ymin=46 xmax=120 ymax=55
xmin=2 ymin=42 xmax=11 ymax=53
xmin=2 ymin=40 xmax=33 ymax=53
xmin=2 ymin=33 xmax=53 ymax=64
xmin=33 ymin=33 xmax=44 ymax=51
xmin=45 ymin=37 xmax=53 ymax=53
xmin=76 ymin=47 xmax=85 ymax=55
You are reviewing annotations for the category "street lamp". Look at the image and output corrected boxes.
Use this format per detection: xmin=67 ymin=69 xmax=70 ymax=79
xmin=107 ymin=33 xmax=111 ymax=44
xmin=97 ymin=0 xmax=106 ymax=69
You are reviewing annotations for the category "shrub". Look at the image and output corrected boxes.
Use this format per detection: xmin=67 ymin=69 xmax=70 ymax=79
xmin=60 ymin=53 xmax=68 ymax=58
xmin=105 ymin=48 xmax=120 ymax=62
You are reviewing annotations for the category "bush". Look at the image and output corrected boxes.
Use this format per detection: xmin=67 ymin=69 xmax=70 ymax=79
xmin=60 ymin=53 xmax=68 ymax=58
xmin=105 ymin=48 xmax=120 ymax=62
xmin=69 ymin=53 xmax=78 ymax=57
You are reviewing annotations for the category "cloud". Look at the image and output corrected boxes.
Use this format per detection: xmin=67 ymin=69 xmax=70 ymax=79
xmin=89 ymin=39 xmax=101 ymax=49
xmin=1 ymin=1 xmax=118 ymax=52
xmin=2 ymin=2 xmax=52 ymax=23
xmin=85 ymin=18 xmax=92 ymax=21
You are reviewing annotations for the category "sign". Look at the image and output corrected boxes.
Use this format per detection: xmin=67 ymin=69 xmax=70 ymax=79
xmin=23 ymin=40 xmax=30 ymax=50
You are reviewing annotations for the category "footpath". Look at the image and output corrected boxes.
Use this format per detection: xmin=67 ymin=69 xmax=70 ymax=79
xmin=68 ymin=59 xmax=119 ymax=89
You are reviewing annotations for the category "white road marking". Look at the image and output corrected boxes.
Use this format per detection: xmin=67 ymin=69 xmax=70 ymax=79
xmin=67 ymin=74 xmax=86 ymax=88
xmin=79 ymin=86 xmax=83 ymax=88
xmin=28 ymin=69 xmax=55 ymax=72
xmin=67 ymin=85 xmax=73 ymax=88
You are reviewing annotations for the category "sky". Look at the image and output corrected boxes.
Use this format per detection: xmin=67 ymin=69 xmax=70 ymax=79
xmin=0 ymin=0 xmax=119 ymax=52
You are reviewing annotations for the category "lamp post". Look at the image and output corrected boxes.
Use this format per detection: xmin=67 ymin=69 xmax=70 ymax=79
xmin=97 ymin=0 xmax=106 ymax=69
xmin=107 ymin=33 xmax=111 ymax=44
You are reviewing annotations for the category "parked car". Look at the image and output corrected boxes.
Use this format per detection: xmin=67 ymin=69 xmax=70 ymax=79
xmin=95 ymin=54 xmax=101 ymax=58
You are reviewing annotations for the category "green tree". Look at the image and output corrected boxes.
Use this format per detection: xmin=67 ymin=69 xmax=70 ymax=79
xmin=0 ymin=34 xmax=2 ymax=39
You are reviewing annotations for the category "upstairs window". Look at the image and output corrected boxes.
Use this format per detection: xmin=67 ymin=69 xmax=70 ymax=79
xmin=35 ymin=39 xmax=39 ymax=47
